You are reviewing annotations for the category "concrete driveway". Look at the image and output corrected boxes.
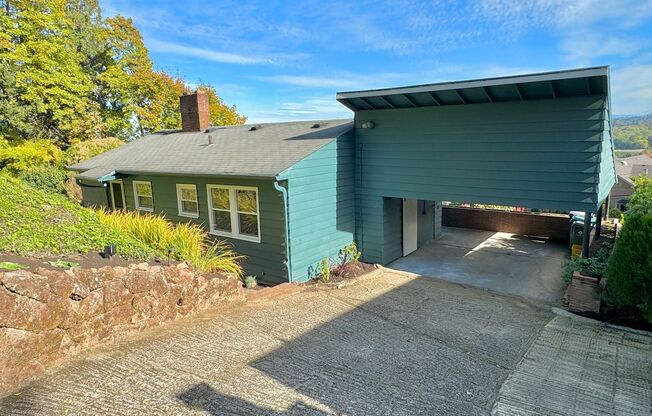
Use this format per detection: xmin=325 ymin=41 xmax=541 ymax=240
xmin=0 ymin=270 xmax=553 ymax=415
xmin=389 ymin=226 xmax=568 ymax=303
xmin=1 ymin=270 xmax=650 ymax=415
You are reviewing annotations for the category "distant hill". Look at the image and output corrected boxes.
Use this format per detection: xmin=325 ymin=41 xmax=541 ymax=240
xmin=612 ymin=114 xmax=652 ymax=150
xmin=613 ymin=114 xmax=652 ymax=126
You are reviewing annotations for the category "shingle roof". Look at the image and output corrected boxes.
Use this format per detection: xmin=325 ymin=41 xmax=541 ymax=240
xmin=70 ymin=119 xmax=353 ymax=180
xmin=615 ymin=152 xmax=652 ymax=185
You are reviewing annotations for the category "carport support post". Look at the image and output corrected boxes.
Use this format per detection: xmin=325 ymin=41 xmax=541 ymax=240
xmin=582 ymin=211 xmax=592 ymax=258
xmin=595 ymin=204 xmax=603 ymax=240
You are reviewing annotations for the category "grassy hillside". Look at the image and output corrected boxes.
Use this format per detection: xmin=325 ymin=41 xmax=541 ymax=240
xmin=0 ymin=174 xmax=151 ymax=257
xmin=0 ymin=175 xmax=241 ymax=274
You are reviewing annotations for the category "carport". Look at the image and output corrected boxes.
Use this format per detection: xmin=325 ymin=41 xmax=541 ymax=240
xmin=389 ymin=226 xmax=568 ymax=303
xmin=337 ymin=67 xmax=617 ymax=287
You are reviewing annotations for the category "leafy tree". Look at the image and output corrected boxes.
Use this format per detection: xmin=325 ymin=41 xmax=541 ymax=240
xmin=1 ymin=0 xmax=102 ymax=142
xmin=0 ymin=61 xmax=35 ymax=139
xmin=613 ymin=125 xmax=651 ymax=149
xmin=199 ymin=83 xmax=247 ymax=127
xmin=0 ymin=1 xmax=245 ymax=146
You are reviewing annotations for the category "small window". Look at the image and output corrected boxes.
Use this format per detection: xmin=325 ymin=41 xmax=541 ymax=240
xmin=207 ymin=185 xmax=260 ymax=242
xmin=133 ymin=181 xmax=154 ymax=212
xmin=176 ymin=184 xmax=199 ymax=218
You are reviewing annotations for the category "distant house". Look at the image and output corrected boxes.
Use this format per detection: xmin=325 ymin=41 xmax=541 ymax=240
xmin=70 ymin=66 xmax=617 ymax=283
xmin=610 ymin=152 xmax=652 ymax=211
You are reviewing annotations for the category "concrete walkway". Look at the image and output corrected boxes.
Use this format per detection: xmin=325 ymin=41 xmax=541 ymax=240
xmin=1 ymin=270 xmax=650 ymax=415
xmin=389 ymin=227 xmax=568 ymax=303
xmin=493 ymin=312 xmax=652 ymax=415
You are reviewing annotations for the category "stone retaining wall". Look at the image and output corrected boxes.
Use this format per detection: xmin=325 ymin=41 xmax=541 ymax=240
xmin=0 ymin=262 xmax=244 ymax=393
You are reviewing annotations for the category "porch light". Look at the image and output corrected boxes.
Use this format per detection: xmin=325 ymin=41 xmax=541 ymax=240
xmin=360 ymin=121 xmax=375 ymax=129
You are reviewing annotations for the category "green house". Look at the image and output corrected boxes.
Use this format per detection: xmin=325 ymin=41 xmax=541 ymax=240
xmin=70 ymin=66 xmax=616 ymax=283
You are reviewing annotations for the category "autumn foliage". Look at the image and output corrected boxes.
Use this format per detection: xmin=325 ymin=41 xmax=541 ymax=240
xmin=0 ymin=0 xmax=245 ymax=146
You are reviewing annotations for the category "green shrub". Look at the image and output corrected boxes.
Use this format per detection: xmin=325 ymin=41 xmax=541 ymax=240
xmin=562 ymin=242 xmax=613 ymax=284
xmin=606 ymin=178 xmax=652 ymax=323
xmin=608 ymin=207 xmax=624 ymax=221
xmin=317 ymin=258 xmax=331 ymax=283
xmin=338 ymin=242 xmax=361 ymax=265
xmin=626 ymin=177 xmax=652 ymax=216
xmin=605 ymin=214 xmax=652 ymax=322
xmin=243 ymin=275 xmax=257 ymax=289
xmin=17 ymin=165 xmax=68 ymax=194
xmin=0 ymin=139 xmax=62 ymax=173
xmin=0 ymin=261 xmax=26 ymax=271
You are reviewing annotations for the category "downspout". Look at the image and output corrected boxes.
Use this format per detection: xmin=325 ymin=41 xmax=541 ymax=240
xmin=274 ymin=179 xmax=293 ymax=282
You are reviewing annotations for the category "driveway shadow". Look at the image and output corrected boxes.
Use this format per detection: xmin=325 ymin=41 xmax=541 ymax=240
xmin=179 ymin=383 xmax=329 ymax=415
xmin=175 ymin=276 xmax=552 ymax=415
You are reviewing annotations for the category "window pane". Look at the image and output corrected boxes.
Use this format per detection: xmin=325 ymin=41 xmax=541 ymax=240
xmin=136 ymin=183 xmax=152 ymax=196
xmin=236 ymin=190 xmax=257 ymax=213
xmin=238 ymin=213 xmax=258 ymax=237
xmin=182 ymin=200 xmax=198 ymax=214
xmin=138 ymin=196 xmax=153 ymax=209
xmin=210 ymin=188 xmax=230 ymax=210
xmin=212 ymin=210 xmax=231 ymax=232
xmin=181 ymin=187 xmax=196 ymax=201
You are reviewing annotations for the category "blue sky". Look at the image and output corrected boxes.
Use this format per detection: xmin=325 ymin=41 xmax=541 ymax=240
xmin=100 ymin=0 xmax=652 ymax=122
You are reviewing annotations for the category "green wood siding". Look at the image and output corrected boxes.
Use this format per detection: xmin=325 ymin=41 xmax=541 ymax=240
xmin=380 ymin=198 xmax=434 ymax=264
xmin=355 ymin=95 xmax=615 ymax=264
xmin=597 ymin=108 xmax=617 ymax=203
xmin=78 ymin=181 xmax=108 ymax=207
xmin=82 ymin=174 xmax=287 ymax=284
xmin=418 ymin=200 xmax=434 ymax=247
xmin=279 ymin=132 xmax=356 ymax=282
xmin=383 ymin=197 xmax=403 ymax=263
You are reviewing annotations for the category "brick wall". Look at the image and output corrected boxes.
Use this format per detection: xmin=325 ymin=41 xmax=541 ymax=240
xmin=442 ymin=207 xmax=570 ymax=243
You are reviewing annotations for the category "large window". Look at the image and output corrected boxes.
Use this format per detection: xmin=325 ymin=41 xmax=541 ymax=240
xmin=176 ymin=184 xmax=199 ymax=218
xmin=207 ymin=185 xmax=260 ymax=242
xmin=133 ymin=181 xmax=153 ymax=212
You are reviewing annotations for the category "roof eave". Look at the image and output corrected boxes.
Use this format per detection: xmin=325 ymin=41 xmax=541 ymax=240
xmin=336 ymin=66 xmax=610 ymax=100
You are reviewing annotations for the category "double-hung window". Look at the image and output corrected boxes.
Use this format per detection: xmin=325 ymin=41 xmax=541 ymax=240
xmin=133 ymin=181 xmax=154 ymax=212
xmin=176 ymin=184 xmax=199 ymax=218
xmin=207 ymin=185 xmax=260 ymax=242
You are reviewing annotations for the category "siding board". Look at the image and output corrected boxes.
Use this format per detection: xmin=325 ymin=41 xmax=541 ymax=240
xmin=282 ymin=131 xmax=356 ymax=281
xmin=356 ymin=95 xmax=615 ymax=265
xmin=82 ymin=174 xmax=288 ymax=284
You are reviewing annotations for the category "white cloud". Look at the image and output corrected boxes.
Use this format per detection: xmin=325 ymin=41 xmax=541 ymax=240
xmin=561 ymin=33 xmax=646 ymax=66
xmin=249 ymin=72 xmax=406 ymax=90
xmin=249 ymin=75 xmax=360 ymax=89
xmin=245 ymin=96 xmax=352 ymax=123
xmin=146 ymin=39 xmax=274 ymax=65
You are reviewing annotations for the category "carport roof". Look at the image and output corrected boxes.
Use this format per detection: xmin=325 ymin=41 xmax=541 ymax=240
xmin=336 ymin=66 xmax=609 ymax=111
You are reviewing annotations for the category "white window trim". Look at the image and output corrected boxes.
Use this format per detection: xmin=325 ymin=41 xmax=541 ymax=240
xmin=176 ymin=184 xmax=199 ymax=218
xmin=133 ymin=180 xmax=154 ymax=212
xmin=206 ymin=184 xmax=261 ymax=243
xmin=108 ymin=180 xmax=126 ymax=211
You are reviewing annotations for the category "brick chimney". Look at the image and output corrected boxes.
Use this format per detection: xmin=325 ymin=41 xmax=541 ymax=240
xmin=180 ymin=90 xmax=211 ymax=132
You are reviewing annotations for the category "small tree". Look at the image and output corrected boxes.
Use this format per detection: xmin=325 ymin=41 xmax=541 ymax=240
xmin=606 ymin=177 xmax=652 ymax=322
